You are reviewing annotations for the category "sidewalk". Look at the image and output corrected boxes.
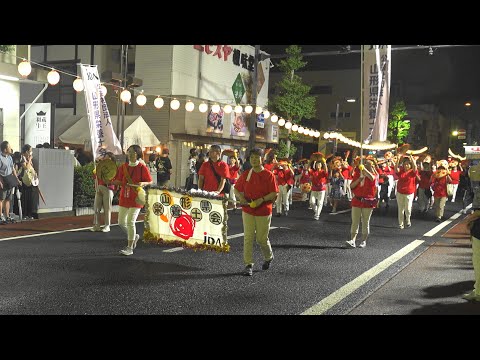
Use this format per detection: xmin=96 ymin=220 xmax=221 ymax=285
xmin=350 ymin=212 xmax=480 ymax=314
xmin=0 ymin=213 xmax=145 ymax=239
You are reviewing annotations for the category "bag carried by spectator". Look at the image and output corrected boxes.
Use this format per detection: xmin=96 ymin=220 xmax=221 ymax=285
xmin=0 ymin=173 xmax=20 ymax=190
xmin=209 ymin=161 xmax=231 ymax=194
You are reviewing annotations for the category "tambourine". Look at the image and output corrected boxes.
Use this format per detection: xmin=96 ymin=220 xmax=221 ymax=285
xmin=96 ymin=159 xmax=117 ymax=183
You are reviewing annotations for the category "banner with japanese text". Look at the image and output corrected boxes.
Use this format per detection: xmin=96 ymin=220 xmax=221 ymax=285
xmin=144 ymin=188 xmax=229 ymax=252
xmin=80 ymin=64 xmax=122 ymax=160
xmin=230 ymin=112 xmax=247 ymax=136
xmin=24 ymin=103 xmax=51 ymax=146
xmin=362 ymin=45 xmax=391 ymax=142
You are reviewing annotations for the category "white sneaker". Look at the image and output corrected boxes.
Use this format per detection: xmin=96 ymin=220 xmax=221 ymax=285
xmin=102 ymin=226 xmax=111 ymax=232
xmin=462 ymin=290 xmax=480 ymax=301
xmin=314 ymin=216 xmax=319 ymax=221
xmin=119 ymin=247 xmax=133 ymax=256
xmin=345 ymin=240 xmax=356 ymax=248
xmin=358 ymin=241 xmax=366 ymax=248
xmin=90 ymin=226 xmax=102 ymax=232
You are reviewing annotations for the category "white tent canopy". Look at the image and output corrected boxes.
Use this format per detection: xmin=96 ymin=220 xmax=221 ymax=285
xmin=58 ymin=115 xmax=160 ymax=149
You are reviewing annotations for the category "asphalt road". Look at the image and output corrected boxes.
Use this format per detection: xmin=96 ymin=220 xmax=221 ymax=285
xmin=0 ymin=198 xmax=473 ymax=315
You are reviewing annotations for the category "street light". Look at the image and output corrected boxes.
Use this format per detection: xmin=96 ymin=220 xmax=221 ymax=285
xmin=452 ymin=130 xmax=459 ymax=136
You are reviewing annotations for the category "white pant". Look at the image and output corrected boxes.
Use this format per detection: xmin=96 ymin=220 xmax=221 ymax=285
xmin=344 ymin=179 xmax=352 ymax=200
xmin=93 ymin=185 xmax=113 ymax=227
xmin=310 ymin=190 xmax=326 ymax=218
xmin=242 ymin=212 xmax=273 ymax=266
xmin=118 ymin=206 xmax=141 ymax=242
xmin=276 ymin=184 xmax=291 ymax=214
xmin=387 ymin=175 xmax=394 ymax=197
xmin=350 ymin=207 xmax=373 ymax=242
xmin=451 ymin=183 xmax=459 ymax=201
xmin=396 ymin=192 xmax=414 ymax=227
xmin=229 ymin=183 xmax=237 ymax=207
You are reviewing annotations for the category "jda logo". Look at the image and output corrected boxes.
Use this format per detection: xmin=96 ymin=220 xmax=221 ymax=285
xmin=203 ymin=232 xmax=222 ymax=246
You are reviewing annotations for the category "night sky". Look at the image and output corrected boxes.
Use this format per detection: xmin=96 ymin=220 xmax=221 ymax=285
xmin=261 ymin=45 xmax=480 ymax=115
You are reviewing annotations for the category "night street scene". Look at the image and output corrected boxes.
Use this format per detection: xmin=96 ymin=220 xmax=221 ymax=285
xmin=1 ymin=44 xmax=480 ymax=316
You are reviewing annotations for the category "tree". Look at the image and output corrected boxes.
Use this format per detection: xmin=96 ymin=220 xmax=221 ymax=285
xmin=387 ymin=101 xmax=410 ymax=145
xmin=270 ymin=45 xmax=316 ymax=158
xmin=0 ymin=45 xmax=14 ymax=53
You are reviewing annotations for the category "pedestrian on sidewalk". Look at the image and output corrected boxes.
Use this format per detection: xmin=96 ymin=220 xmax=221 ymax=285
xmin=463 ymin=208 xmax=480 ymax=302
xmin=112 ymin=145 xmax=152 ymax=256
xmin=91 ymin=152 xmax=117 ymax=233
xmin=346 ymin=158 xmax=378 ymax=249
xmin=234 ymin=148 xmax=278 ymax=276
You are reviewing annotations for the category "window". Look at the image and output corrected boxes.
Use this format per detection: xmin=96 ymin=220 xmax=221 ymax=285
xmin=344 ymin=112 xmax=351 ymax=118
xmin=330 ymin=112 xmax=344 ymax=118
xmin=311 ymin=85 xmax=332 ymax=95
xmin=43 ymin=60 xmax=77 ymax=108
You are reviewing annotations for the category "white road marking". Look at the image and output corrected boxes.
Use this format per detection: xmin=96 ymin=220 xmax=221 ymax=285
xmin=329 ymin=209 xmax=351 ymax=215
xmin=423 ymin=205 xmax=471 ymax=237
xmin=0 ymin=221 xmax=142 ymax=242
xmin=301 ymin=239 xmax=425 ymax=315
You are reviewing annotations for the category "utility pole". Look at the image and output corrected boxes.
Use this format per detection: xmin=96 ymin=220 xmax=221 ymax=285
xmin=247 ymin=45 xmax=260 ymax=154
xmin=333 ymin=102 xmax=340 ymax=155
xmin=120 ymin=45 xmax=128 ymax=151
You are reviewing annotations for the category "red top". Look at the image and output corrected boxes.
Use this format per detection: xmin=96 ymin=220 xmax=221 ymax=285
xmin=93 ymin=173 xmax=116 ymax=191
xmin=228 ymin=165 xmax=240 ymax=184
xmin=396 ymin=169 xmax=418 ymax=195
xmin=273 ymin=168 xmax=294 ymax=186
xmin=263 ymin=163 xmax=276 ymax=172
xmin=431 ymin=175 xmax=448 ymax=198
xmin=115 ymin=163 xmax=152 ymax=208
xmin=235 ymin=169 xmax=279 ymax=216
xmin=198 ymin=160 xmax=230 ymax=192
xmin=419 ymin=170 xmax=432 ymax=189
xmin=383 ymin=166 xmax=394 ymax=176
xmin=377 ymin=167 xmax=384 ymax=184
xmin=341 ymin=165 xmax=353 ymax=180
xmin=449 ymin=170 xmax=460 ymax=184
xmin=299 ymin=169 xmax=311 ymax=184
xmin=351 ymin=169 xmax=378 ymax=208
xmin=310 ymin=170 xmax=328 ymax=191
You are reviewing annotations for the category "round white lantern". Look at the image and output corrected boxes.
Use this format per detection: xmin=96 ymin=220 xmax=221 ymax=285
xmin=136 ymin=93 xmax=147 ymax=106
xmin=278 ymin=118 xmax=286 ymax=127
xmin=234 ymin=105 xmax=243 ymax=114
xmin=18 ymin=60 xmax=32 ymax=78
xmin=285 ymin=121 xmax=292 ymax=129
xmin=185 ymin=101 xmax=195 ymax=112
xmin=255 ymin=106 xmax=262 ymax=114
xmin=154 ymin=97 xmax=164 ymax=109
xmin=245 ymin=105 xmax=253 ymax=114
xmin=211 ymin=104 xmax=220 ymax=113
xmin=263 ymin=110 xmax=270 ymax=119
xmin=291 ymin=124 xmax=299 ymax=132
xmin=170 ymin=98 xmax=180 ymax=110
xmin=270 ymin=114 xmax=278 ymax=123
xmin=199 ymin=103 xmax=208 ymax=113
xmin=47 ymin=69 xmax=60 ymax=86
xmin=120 ymin=89 xmax=131 ymax=103
xmin=73 ymin=78 xmax=84 ymax=92
xmin=223 ymin=105 xmax=233 ymax=114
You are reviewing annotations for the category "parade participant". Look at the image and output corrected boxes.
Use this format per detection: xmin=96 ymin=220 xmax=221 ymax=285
xmin=329 ymin=169 xmax=345 ymax=214
xmin=430 ymin=160 xmax=452 ymax=222
xmin=341 ymin=159 xmax=353 ymax=201
xmin=417 ymin=159 xmax=433 ymax=213
xmin=91 ymin=152 xmax=117 ymax=233
xmin=112 ymin=145 xmax=152 ymax=256
xmin=273 ymin=159 xmax=294 ymax=217
xmin=395 ymin=154 xmax=418 ymax=229
xmin=346 ymin=158 xmax=378 ymax=248
xmin=234 ymin=148 xmax=279 ymax=276
xmin=228 ymin=156 xmax=240 ymax=211
xmin=309 ymin=159 xmax=328 ymax=220
xmin=448 ymin=160 xmax=462 ymax=202
xmin=263 ymin=149 xmax=277 ymax=172
xmin=299 ymin=162 xmax=312 ymax=202
xmin=198 ymin=144 xmax=230 ymax=195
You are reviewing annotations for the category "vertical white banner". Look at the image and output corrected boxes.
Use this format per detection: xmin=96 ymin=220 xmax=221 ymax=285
xmin=372 ymin=45 xmax=391 ymax=142
xmin=80 ymin=64 xmax=122 ymax=160
xmin=24 ymin=103 xmax=51 ymax=146
xmin=363 ymin=45 xmax=390 ymax=142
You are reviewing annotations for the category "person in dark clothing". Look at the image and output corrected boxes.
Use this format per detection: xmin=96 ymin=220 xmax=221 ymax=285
xmin=241 ymin=152 xmax=252 ymax=173
xmin=155 ymin=148 xmax=172 ymax=187
xmin=76 ymin=148 xmax=90 ymax=166
xmin=195 ymin=153 xmax=205 ymax=175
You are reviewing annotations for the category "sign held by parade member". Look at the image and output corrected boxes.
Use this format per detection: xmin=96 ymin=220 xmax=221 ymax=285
xmin=144 ymin=188 xmax=229 ymax=252
xmin=80 ymin=64 xmax=122 ymax=161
